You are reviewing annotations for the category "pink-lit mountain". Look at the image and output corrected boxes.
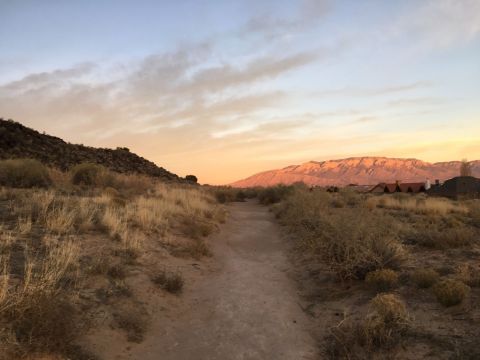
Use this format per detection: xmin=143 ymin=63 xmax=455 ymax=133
xmin=231 ymin=157 xmax=480 ymax=188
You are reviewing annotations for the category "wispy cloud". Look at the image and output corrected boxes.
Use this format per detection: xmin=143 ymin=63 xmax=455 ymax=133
xmin=393 ymin=0 xmax=480 ymax=50
xmin=314 ymin=81 xmax=432 ymax=98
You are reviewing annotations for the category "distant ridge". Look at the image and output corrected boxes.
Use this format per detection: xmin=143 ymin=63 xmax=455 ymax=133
xmin=231 ymin=157 xmax=480 ymax=188
xmin=0 ymin=118 xmax=180 ymax=180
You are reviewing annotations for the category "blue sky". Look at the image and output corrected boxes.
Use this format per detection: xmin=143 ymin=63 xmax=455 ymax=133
xmin=1 ymin=0 xmax=479 ymax=183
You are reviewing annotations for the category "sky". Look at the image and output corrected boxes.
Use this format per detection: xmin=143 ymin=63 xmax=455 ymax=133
xmin=1 ymin=0 xmax=479 ymax=184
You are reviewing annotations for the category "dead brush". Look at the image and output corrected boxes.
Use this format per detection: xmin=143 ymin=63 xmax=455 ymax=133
xmin=359 ymin=294 xmax=411 ymax=349
xmin=365 ymin=269 xmax=399 ymax=292
xmin=412 ymin=227 xmax=476 ymax=249
xmin=433 ymin=279 xmax=470 ymax=307
xmin=120 ymin=230 xmax=145 ymax=263
xmin=152 ymin=269 xmax=184 ymax=294
xmin=101 ymin=206 xmax=127 ymax=239
xmin=326 ymin=294 xmax=410 ymax=358
xmin=172 ymin=239 xmax=212 ymax=259
xmin=276 ymin=190 xmax=407 ymax=280
xmin=367 ymin=196 xmax=468 ymax=215
xmin=0 ymin=226 xmax=14 ymax=254
xmin=180 ymin=216 xmax=215 ymax=239
xmin=411 ymin=268 xmax=439 ymax=288
xmin=114 ymin=309 xmax=148 ymax=343
xmin=456 ymin=264 xmax=480 ymax=287
xmin=44 ymin=203 xmax=76 ymax=235
xmin=16 ymin=216 xmax=32 ymax=235
xmin=0 ymin=241 xmax=79 ymax=355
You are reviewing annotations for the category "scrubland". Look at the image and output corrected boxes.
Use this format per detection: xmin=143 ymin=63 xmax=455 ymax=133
xmin=268 ymin=185 xmax=480 ymax=359
xmin=0 ymin=160 xmax=224 ymax=359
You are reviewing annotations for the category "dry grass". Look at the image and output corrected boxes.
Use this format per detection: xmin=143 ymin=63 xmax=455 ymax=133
xmin=152 ymin=269 xmax=184 ymax=294
xmin=272 ymin=186 xmax=480 ymax=357
xmin=101 ymin=206 xmax=127 ymax=239
xmin=0 ymin=241 xmax=79 ymax=356
xmin=455 ymin=264 xmax=480 ymax=287
xmin=433 ymin=279 xmax=470 ymax=307
xmin=45 ymin=203 xmax=76 ymax=235
xmin=277 ymin=189 xmax=406 ymax=280
xmin=327 ymin=294 xmax=410 ymax=358
xmin=412 ymin=227 xmax=476 ymax=249
xmin=113 ymin=309 xmax=148 ymax=343
xmin=359 ymin=294 xmax=410 ymax=348
xmin=16 ymin=216 xmax=32 ymax=235
xmin=411 ymin=268 xmax=439 ymax=288
xmin=367 ymin=195 xmax=468 ymax=215
xmin=365 ymin=269 xmax=399 ymax=292
xmin=0 ymin=168 xmax=223 ymax=358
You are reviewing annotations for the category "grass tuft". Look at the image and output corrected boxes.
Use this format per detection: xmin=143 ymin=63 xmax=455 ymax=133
xmin=365 ymin=269 xmax=399 ymax=292
xmin=152 ymin=270 xmax=184 ymax=294
xmin=433 ymin=279 xmax=470 ymax=307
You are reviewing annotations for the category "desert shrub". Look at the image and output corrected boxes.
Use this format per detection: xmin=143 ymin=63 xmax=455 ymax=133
xmin=0 ymin=159 xmax=51 ymax=188
xmin=340 ymin=189 xmax=361 ymax=206
xmin=469 ymin=201 xmax=480 ymax=228
xmin=70 ymin=163 xmax=116 ymax=187
xmin=114 ymin=310 xmax=147 ymax=343
xmin=101 ymin=206 xmax=127 ymax=238
xmin=235 ymin=190 xmax=247 ymax=202
xmin=180 ymin=216 xmax=214 ymax=239
xmin=214 ymin=191 xmax=227 ymax=204
xmin=365 ymin=269 xmax=399 ymax=292
xmin=433 ymin=279 xmax=470 ymax=307
xmin=411 ymin=268 xmax=439 ymax=288
xmin=327 ymin=294 xmax=410 ymax=358
xmin=243 ymin=187 xmax=258 ymax=199
xmin=152 ymin=270 xmax=184 ymax=294
xmin=107 ymin=263 xmax=127 ymax=279
xmin=172 ymin=239 xmax=212 ymax=259
xmin=368 ymin=195 xmax=467 ymax=215
xmin=45 ymin=203 xmax=76 ymax=235
xmin=185 ymin=174 xmax=198 ymax=183
xmin=258 ymin=185 xmax=294 ymax=205
xmin=413 ymin=227 xmax=476 ymax=249
xmin=113 ymin=173 xmax=154 ymax=196
xmin=455 ymin=264 xmax=480 ymax=287
xmin=70 ymin=163 xmax=103 ymax=186
xmin=330 ymin=197 xmax=346 ymax=208
xmin=212 ymin=187 xmax=248 ymax=203
xmin=0 ymin=241 xmax=79 ymax=355
xmin=359 ymin=294 xmax=410 ymax=348
xmin=278 ymin=189 xmax=405 ymax=280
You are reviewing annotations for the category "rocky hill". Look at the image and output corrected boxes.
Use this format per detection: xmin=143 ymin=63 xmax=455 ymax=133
xmin=0 ymin=118 xmax=180 ymax=180
xmin=231 ymin=157 xmax=480 ymax=187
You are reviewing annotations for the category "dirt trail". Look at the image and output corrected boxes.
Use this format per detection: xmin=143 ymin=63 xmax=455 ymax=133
xmin=95 ymin=201 xmax=317 ymax=360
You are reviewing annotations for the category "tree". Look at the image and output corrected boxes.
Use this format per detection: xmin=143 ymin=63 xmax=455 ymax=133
xmin=185 ymin=175 xmax=198 ymax=183
xmin=460 ymin=159 xmax=472 ymax=177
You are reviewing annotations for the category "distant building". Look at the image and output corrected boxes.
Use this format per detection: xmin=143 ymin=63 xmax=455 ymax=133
xmin=370 ymin=181 xmax=426 ymax=194
xmin=427 ymin=176 xmax=480 ymax=199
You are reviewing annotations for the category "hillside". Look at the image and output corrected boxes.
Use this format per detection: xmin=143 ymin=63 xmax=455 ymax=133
xmin=231 ymin=157 xmax=480 ymax=187
xmin=0 ymin=118 xmax=180 ymax=180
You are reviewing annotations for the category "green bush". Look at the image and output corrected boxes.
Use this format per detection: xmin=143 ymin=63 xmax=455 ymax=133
xmin=0 ymin=159 xmax=51 ymax=188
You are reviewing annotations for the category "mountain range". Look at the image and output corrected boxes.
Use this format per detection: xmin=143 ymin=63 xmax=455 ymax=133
xmin=0 ymin=119 xmax=180 ymax=181
xmin=231 ymin=157 xmax=480 ymax=188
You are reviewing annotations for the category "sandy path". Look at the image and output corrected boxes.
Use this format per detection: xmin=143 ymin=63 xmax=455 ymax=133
xmin=122 ymin=201 xmax=318 ymax=360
